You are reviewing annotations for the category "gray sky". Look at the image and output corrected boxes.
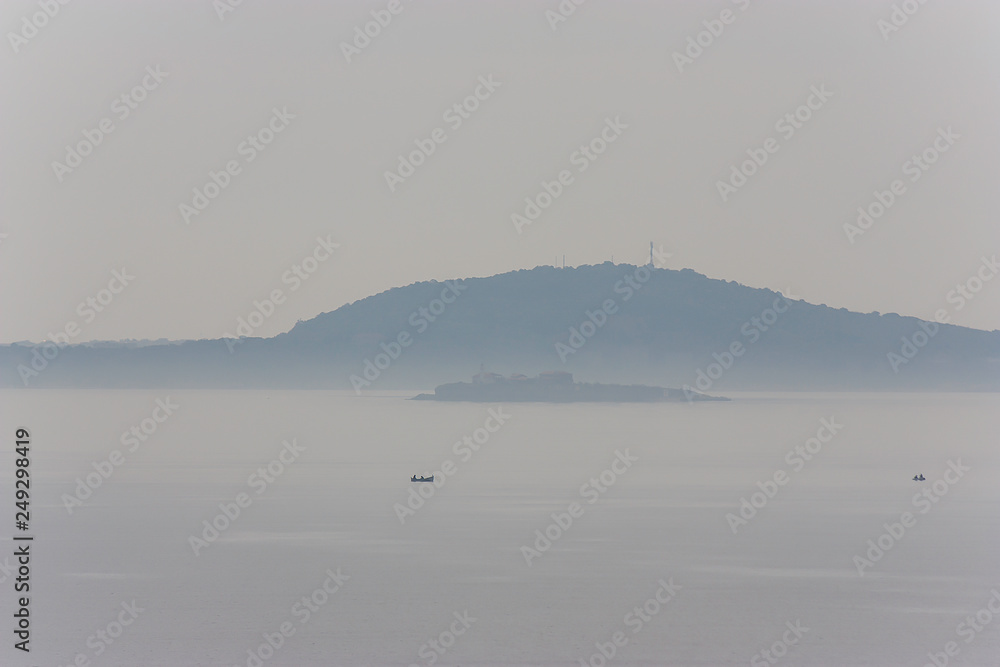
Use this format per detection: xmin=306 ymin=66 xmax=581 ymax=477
xmin=2 ymin=0 xmax=998 ymax=343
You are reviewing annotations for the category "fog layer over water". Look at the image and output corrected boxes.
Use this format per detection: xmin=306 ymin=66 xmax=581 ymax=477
xmin=4 ymin=390 xmax=998 ymax=665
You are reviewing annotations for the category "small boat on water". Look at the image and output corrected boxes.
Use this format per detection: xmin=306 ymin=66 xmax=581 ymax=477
xmin=912 ymin=474 xmax=925 ymax=481
xmin=411 ymin=475 xmax=434 ymax=483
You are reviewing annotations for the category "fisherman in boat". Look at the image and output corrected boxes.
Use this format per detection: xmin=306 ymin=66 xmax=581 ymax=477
xmin=411 ymin=475 xmax=418 ymax=482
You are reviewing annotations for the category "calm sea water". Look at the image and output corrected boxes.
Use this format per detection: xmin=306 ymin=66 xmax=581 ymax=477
xmin=1 ymin=390 xmax=998 ymax=666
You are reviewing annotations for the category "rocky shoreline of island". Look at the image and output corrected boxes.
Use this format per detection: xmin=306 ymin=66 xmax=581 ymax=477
xmin=411 ymin=370 xmax=728 ymax=403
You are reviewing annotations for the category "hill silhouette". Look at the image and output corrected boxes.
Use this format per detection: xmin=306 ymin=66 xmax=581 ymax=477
xmin=2 ymin=263 xmax=997 ymax=390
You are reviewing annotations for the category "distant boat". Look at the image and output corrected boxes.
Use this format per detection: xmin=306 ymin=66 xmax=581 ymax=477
xmin=411 ymin=475 xmax=434 ymax=483
xmin=912 ymin=474 xmax=925 ymax=481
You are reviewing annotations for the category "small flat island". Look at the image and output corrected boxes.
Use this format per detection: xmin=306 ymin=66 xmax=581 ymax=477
xmin=412 ymin=370 xmax=728 ymax=403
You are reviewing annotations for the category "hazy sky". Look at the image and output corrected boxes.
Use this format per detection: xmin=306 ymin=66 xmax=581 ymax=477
xmin=2 ymin=0 xmax=998 ymax=344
